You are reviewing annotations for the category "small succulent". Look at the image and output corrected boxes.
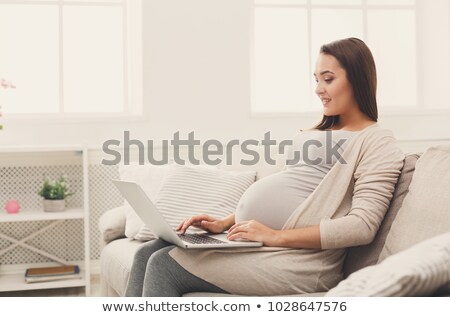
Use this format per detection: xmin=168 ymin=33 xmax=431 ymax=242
xmin=38 ymin=176 xmax=74 ymax=200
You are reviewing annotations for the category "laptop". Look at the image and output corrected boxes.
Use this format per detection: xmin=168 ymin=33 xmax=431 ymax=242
xmin=112 ymin=179 xmax=263 ymax=249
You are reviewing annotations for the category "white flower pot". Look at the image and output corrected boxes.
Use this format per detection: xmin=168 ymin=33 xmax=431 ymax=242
xmin=43 ymin=199 xmax=66 ymax=212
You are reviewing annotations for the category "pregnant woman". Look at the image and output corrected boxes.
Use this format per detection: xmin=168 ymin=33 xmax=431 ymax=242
xmin=125 ymin=37 xmax=405 ymax=297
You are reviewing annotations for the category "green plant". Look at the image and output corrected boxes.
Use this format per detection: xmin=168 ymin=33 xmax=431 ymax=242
xmin=38 ymin=176 xmax=74 ymax=200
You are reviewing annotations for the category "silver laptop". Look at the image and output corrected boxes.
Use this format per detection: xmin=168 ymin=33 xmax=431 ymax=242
xmin=112 ymin=179 xmax=263 ymax=249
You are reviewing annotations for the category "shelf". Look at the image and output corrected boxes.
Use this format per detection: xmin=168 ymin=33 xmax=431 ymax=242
xmin=0 ymin=271 xmax=86 ymax=292
xmin=0 ymin=146 xmax=91 ymax=295
xmin=0 ymin=208 xmax=85 ymax=223
xmin=0 ymin=144 xmax=85 ymax=153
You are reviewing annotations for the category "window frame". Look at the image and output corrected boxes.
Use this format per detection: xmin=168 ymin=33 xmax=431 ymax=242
xmin=249 ymin=0 xmax=435 ymax=117
xmin=1 ymin=0 xmax=144 ymax=123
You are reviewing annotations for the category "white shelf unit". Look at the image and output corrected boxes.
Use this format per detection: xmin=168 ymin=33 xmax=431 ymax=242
xmin=0 ymin=145 xmax=90 ymax=295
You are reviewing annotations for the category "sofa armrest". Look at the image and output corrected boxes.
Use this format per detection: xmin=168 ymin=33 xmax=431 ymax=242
xmin=99 ymin=206 xmax=127 ymax=244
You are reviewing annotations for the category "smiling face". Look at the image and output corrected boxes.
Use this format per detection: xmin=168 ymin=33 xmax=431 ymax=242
xmin=314 ymin=53 xmax=359 ymax=117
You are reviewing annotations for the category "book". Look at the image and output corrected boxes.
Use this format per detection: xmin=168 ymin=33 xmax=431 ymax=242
xmin=25 ymin=273 xmax=82 ymax=284
xmin=25 ymin=265 xmax=80 ymax=278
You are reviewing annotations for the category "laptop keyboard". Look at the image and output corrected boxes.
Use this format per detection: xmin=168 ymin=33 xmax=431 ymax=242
xmin=178 ymin=234 xmax=227 ymax=245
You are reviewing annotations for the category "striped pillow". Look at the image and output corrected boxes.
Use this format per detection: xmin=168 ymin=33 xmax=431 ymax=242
xmin=325 ymin=232 xmax=450 ymax=297
xmin=134 ymin=164 xmax=256 ymax=241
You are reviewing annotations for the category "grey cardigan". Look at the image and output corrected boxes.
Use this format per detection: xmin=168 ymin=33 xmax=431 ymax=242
xmin=169 ymin=123 xmax=405 ymax=296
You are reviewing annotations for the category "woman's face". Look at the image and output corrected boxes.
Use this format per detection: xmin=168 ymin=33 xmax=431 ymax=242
xmin=314 ymin=53 xmax=359 ymax=117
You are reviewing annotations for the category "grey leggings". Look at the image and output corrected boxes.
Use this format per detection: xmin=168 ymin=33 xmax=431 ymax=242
xmin=124 ymin=239 xmax=228 ymax=297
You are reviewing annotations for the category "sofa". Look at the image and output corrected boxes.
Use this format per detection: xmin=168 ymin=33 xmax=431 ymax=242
xmin=99 ymin=145 xmax=450 ymax=297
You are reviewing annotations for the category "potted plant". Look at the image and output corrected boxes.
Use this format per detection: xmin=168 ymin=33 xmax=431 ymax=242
xmin=38 ymin=176 xmax=74 ymax=212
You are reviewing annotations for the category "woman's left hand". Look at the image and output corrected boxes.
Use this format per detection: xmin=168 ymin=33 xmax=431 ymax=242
xmin=227 ymin=220 xmax=279 ymax=247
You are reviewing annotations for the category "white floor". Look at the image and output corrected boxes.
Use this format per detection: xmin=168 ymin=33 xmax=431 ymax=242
xmin=0 ymin=274 xmax=102 ymax=297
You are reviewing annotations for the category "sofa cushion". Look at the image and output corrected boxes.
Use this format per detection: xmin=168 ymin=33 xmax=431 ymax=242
xmin=134 ymin=164 xmax=256 ymax=240
xmin=378 ymin=145 xmax=450 ymax=262
xmin=325 ymin=232 xmax=450 ymax=297
xmin=343 ymin=153 xmax=420 ymax=277
xmin=100 ymin=238 xmax=143 ymax=296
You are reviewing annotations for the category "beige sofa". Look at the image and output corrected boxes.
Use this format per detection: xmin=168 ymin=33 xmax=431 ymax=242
xmin=99 ymin=148 xmax=450 ymax=297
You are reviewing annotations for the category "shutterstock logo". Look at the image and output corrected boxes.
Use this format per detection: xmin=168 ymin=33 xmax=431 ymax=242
xmin=101 ymin=131 xmax=348 ymax=166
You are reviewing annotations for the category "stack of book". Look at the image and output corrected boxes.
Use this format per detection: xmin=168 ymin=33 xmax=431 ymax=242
xmin=24 ymin=265 xmax=81 ymax=283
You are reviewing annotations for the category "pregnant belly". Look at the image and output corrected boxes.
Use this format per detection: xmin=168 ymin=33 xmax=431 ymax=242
xmin=235 ymin=170 xmax=319 ymax=230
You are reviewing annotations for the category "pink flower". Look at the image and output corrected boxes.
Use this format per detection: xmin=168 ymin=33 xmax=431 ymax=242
xmin=0 ymin=78 xmax=16 ymax=130
xmin=1 ymin=78 xmax=16 ymax=89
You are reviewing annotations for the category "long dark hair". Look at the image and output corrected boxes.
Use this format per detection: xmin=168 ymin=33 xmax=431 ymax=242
xmin=313 ymin=38 xmax=378 ymax=130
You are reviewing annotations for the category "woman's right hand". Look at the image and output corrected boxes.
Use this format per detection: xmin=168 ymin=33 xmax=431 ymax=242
xmin=176 ymin=214 xmax=227 ymax=235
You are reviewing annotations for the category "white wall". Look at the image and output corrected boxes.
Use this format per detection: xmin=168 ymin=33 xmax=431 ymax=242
xmin=1 ymin=0 xmax=449 ymax=149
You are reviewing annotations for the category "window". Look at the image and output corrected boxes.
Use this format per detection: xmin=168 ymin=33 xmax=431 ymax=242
xmin=0 ymin=0 xmax=142 ymax=117
xmin=251 ymin=0 xmax=431 ymax=114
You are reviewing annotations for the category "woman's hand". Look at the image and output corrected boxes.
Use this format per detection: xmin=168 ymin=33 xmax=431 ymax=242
xmin=176 ymin=214 xmax=228 ymax=234
xmin=227 ymin=220 xmax=280 ymax=247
